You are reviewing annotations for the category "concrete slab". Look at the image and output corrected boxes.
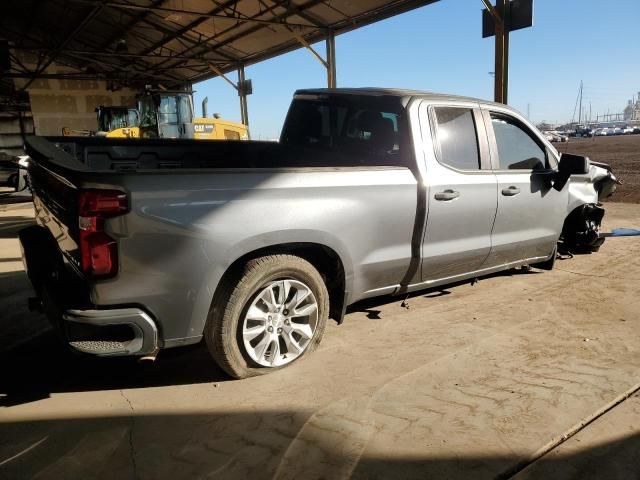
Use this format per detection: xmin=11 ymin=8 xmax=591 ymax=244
xmin=514 ymin=392 xmax=640 ymax=479
xmin=1 ymin=201 xmax=639 ymax=479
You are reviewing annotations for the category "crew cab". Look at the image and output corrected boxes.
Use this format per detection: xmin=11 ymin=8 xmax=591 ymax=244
xmin=20 ymin=88 xmax=618 ymax=378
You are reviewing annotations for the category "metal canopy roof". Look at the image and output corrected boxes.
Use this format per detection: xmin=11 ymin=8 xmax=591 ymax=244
xmin=2 ymin=0 xmax=439 ymax=89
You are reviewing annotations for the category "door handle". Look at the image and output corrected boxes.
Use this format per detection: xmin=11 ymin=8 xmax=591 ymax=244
xmin=434 ymin=189 xmax=460 ymax=201
xmin=501 ymin=186 xmax=521 ymax=196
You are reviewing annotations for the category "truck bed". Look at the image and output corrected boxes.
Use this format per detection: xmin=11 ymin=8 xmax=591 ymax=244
xmin=26 ymin=136 xmax=404 ymax=173
xmin=23 ymin=135 xmax=418 ymax=344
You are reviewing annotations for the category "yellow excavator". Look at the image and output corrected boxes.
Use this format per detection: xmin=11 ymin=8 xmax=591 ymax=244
xmin=65 ymin=90 xmax=249 ymax=140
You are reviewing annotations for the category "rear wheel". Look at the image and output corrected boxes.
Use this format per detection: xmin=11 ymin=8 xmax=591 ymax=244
xmin=205 ymin=255 xmax=329 ymax=379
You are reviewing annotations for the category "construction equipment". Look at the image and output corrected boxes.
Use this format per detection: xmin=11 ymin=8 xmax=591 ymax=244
xmin=64 ymin=91 xmax=249 ymax=140
xmin=96 ymin=106 xmax=140 ymax=138
xmin=135 ymin=90 xmax=248 ymax=140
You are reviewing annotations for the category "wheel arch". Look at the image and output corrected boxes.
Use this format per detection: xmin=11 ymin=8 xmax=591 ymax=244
xmin=214 ymin=242 xmax=349 ymax=326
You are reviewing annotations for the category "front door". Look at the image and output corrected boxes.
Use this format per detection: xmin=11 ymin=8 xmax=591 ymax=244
xmin=483 ymin=109 xmax=568 ymax=265
xmin=420 ymin=104 xmax=498 ymax=282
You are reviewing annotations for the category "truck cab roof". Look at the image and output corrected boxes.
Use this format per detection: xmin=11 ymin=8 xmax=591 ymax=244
xmin=294 ymin=87 xmax=502 ymax=108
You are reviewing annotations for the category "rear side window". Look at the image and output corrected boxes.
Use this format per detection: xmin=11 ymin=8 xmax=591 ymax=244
xmin=280 ymin=96 xmax=409 ymax=166
xmin=491 ymin=114 xmax=547 ymax=170
xmin=433 ymin=107 xmax=480 ymax=170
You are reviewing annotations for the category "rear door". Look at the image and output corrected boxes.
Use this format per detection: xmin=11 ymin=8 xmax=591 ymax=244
xmin=482 ymin=107 xmax=567 ymax=265
xmin=420 ymin=102 xmax=498 ymax=281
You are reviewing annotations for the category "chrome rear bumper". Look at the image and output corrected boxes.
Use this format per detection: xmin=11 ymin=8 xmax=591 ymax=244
xmin=63 ymin=308 xmax=158 ymax=356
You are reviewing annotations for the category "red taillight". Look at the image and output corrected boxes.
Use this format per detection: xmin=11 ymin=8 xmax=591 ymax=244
xmin=78 ymin=189 xmax=128 ymax=278
xmin=79 ymin=189 xmax=127 ymax=217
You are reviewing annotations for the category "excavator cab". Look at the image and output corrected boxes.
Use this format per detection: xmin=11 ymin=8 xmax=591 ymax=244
xmin=137 ymin=91 xmax=195 ymax=139
xmin=95 ymin=106 xmax=139 ymax=137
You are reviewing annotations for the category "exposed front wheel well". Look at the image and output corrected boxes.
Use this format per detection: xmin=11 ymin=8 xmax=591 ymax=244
xmin=216 ymin=243 xmax=347 ymax=324
xmin=560 ymin=203 xmax=605 ymax=253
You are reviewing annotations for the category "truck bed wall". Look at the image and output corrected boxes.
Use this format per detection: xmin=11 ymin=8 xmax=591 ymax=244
xmin=92 ymin=167 xmax=417 ymax=343
xmin=26 ymin=136 xmax=419 ymax=344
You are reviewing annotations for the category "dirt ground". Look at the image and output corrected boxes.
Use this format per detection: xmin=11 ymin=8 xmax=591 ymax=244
xmin=1 ymin=199 xmax=640 ymax=479
xmin=556 ymin=135 xmax=640 ymax=203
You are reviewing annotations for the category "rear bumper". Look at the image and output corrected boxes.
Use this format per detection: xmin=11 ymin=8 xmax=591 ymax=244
xmin=64 ymin=308 xmax=159 ymax=356
xmin=20 ymin=224 xmax=159 ymax=357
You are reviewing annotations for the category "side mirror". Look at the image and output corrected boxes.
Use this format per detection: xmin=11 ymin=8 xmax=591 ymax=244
xmin=558 ymin=153 xmax=590 ymax=176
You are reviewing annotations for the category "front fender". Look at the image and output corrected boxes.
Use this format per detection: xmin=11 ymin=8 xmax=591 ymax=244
xmin=568 ymin=162 xmax=618 ymax=212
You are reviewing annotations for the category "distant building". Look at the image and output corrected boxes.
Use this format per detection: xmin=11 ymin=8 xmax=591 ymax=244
xmin=623 ymin=92 xmax=640 ymax=121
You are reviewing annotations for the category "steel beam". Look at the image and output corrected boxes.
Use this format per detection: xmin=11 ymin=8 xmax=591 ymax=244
xmin=20 ymin=3 xmax=104 ymax=90
xmin=5 ymin=72 xmax=180 ymax=82
xmin=484 ymin=0 xmax=509 ymax=104
xmin=238 ymin=65 xmax=249 ymax=127
xmin=208 ymin=63 xmax=240 ymax=91
xmin=96 ymin=0 xmax=167 ymax=52
xmin=291 ymin=30 xmax=328 ymax=68
xmin=496 ymin=0 xmax=509 ymax=104
xmin=12 ymin=46 xmax=230 ymax=63
xmin=326 ymin=31 xmax=337 ymax=88
xmin=154 ymin=0 xmax=327 ymax=74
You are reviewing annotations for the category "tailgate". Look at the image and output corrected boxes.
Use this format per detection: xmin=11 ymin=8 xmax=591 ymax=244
xmin=26 ymin=138 xmax=83 ymax=273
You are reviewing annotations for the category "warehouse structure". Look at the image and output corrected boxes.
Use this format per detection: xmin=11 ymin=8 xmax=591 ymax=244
xmin=0 ymin=0 xmax=518 ymax=155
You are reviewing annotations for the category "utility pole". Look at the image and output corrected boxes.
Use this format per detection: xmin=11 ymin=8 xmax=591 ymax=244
xmin=578 ymin=80 xmax=583 ymax=126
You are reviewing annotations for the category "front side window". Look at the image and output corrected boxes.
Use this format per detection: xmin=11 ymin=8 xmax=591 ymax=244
xmin=433 ymin=107 xmax=480 ymax=170
xmin=491 ymin=114 xmax=547 ymax=170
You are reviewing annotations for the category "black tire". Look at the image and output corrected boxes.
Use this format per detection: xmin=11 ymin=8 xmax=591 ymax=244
xmin=7 ymin=173 xmax=17 ymax=189
xmin=204 ymin=254 xmax=329 ymax=379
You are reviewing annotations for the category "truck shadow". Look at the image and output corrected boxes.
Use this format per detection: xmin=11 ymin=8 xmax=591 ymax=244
xmin=1 ymin=267 xmax=542 ymax=407
xmin=0 ymin=216 xmax=35 ymax=239
xmin=0 ymin=270 xmax=230 ymax=407
xmin=0 ymin=333 xmax=229 ymax=407
xmin=348 ymin=267 xmax=540 ymax=318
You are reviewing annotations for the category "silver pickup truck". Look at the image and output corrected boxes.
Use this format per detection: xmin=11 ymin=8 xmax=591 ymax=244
xmin=20 ymin=88 xmax=618 ymax=379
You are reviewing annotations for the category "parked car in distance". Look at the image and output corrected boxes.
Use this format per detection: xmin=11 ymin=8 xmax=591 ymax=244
xmin=20 ymin=88 xmax=619 ymax=378
xmin=623 ymin=127 xmax=634 ymax=135
xmin=633 ymin=127 xmax=640 ymax=134
xmin=0 ymin=155 xmax=28 ymax=191
xmin=543 ymin=131 xmax=568 ymax=143
xmin=0 ymin=159 xmax=17 ymax=188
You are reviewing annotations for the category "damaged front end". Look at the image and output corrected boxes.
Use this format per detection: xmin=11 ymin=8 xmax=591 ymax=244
xmin=562 ymin=160 xmax=620 ymax=252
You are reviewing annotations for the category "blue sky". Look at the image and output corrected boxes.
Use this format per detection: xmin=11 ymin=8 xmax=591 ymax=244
xmin=194 ymin=0 xmax=640 ymax=139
